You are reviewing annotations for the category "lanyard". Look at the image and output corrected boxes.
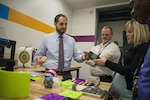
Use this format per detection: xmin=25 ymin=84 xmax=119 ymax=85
xmin=98 ymin=41 xmax=111 ymax=56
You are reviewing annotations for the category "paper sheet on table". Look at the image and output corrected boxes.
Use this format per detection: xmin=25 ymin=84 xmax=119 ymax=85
xmin=30 ymin=72 xmax=44 ymax=77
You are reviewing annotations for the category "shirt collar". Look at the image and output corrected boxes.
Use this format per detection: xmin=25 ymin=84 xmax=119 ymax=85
xmin=54 ymin=31 xmax=64 ymax=38
xmin=101 ymin=40 xmax=112 ymax=47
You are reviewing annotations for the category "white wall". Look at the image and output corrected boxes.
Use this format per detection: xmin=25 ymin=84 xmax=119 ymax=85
xmin=71 ymin=8 xmax=96 ymax=78
xmin=0 ymin=0 xmax=73 ymax=49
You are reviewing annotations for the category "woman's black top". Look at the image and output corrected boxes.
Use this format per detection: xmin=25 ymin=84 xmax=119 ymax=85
xmin=105 ymin=43 xmax=149 ymax=90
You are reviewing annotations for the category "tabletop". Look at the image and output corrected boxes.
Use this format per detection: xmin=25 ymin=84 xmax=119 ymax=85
xmin=14 ymin=66 xmax=81 ymax=72
xmin=0 ymin=76 xmax=111 ymax=100
xmin=0 ymin=66 xmax=111 ymax=100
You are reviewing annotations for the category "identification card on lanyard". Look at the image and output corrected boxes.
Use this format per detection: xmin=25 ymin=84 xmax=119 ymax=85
xmin=98 ymin=41 xmax=111 ymax=56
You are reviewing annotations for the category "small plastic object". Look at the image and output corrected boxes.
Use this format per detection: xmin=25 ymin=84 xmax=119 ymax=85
xmin=72 ymin=84 xmax=77 ymax=91
xmin=45 ymin=69 xmax=57 ymax=77
xmin=59 ymin=90 xmax=83 ymax=99
xmin=41 ymin=93 xmax=65 ymax=100
xmin=44 ymin=75 xmax=54 ymax=88
xmin=40 ymin=56 xmax=47 ymax=62
xmin=72 ymin=78 xmax=86 ymax=84
xmin=81 ymin=86 xmax=107 ymax=98
xmin=85 ymin=76 xmax=100 ymax=86
xmin=60 ymin=81 xmax=74 ymax=87
xmin=31 ymin=76 xmax=43 ymax=81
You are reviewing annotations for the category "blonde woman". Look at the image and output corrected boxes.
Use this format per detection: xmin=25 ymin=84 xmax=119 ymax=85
xmin=93 ymin=20 xmax=150 ymax=100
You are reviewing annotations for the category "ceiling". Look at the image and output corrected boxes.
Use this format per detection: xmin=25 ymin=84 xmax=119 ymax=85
xmin=64 ymin=0 xmax=129 ymax=10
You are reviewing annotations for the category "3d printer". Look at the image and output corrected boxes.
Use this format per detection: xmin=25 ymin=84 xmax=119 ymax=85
xmin=0 ymin=38 xmax=16 ymax=71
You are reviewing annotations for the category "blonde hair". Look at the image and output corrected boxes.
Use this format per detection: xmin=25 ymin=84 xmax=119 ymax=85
xmin=125 ymin=20 xmax=150 ymax=47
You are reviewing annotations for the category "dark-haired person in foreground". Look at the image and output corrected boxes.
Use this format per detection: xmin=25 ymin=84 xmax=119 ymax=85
xmin=130 ymin=0 xmax=150 ymax=99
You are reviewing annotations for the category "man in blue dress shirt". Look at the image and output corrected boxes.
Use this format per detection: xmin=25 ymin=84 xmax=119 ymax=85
xmin=34 ymin=14 xmax=89 ymax=80
xmin=130 ymin=0 xmax=150 ymax=99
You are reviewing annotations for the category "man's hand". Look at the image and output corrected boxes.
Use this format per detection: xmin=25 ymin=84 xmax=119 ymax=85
xmin=36 ymin=56 xmax=47 ymax=65
xmin=82 ymin=54 xmax=90 ymax=60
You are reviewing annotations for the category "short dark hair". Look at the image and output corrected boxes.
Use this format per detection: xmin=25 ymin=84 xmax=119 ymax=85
xmin=54 ymin=14 xmax=68 ymax=23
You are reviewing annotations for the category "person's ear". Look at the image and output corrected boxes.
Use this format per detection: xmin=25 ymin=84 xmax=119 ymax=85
xmin=54 ymin=22 xmax=57 ymax=26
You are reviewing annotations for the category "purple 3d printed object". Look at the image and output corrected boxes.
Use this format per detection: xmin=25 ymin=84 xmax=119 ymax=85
xmin=73 ymin=78 xmax=85 ymax=84
xmin=41 ymin=93 xmax=65 ymax=100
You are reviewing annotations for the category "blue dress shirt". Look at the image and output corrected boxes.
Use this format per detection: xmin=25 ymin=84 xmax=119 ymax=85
xmin=34 ymin=31 xmax=83 ymax=71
